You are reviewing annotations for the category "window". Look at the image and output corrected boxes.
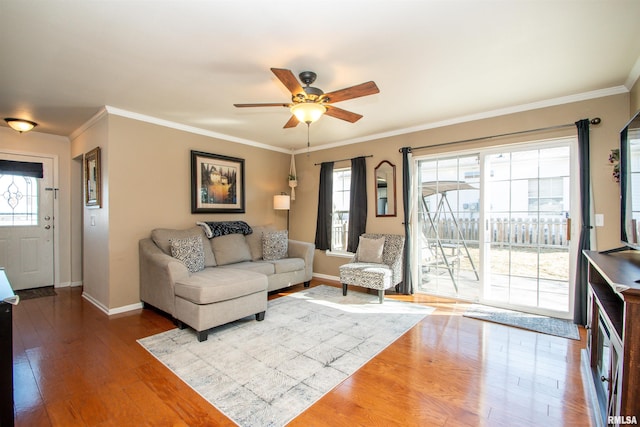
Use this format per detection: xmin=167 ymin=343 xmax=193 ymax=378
xmin=331 ymin=168 xmax=351 ymax=252
xmin=0 ymin=174 xmax=38 ymax=226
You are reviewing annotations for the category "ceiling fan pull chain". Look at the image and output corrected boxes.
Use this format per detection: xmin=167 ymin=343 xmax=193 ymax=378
xmin=307 ymin=123 xmax=311 ymax=156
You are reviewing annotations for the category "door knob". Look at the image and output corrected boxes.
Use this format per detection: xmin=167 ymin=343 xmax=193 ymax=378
xmin=44 ymin=225 xmax=51 ymax=230
xmin=44 ymin=215 xmax=51 ymax=221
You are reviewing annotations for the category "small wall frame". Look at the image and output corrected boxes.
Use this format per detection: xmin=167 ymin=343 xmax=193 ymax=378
xmin=84 ymin=147 xmax=101 ymax=207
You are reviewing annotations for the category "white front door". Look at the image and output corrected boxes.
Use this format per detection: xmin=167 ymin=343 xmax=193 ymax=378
xmin=0 ymin=153 xmax=54 ymax=290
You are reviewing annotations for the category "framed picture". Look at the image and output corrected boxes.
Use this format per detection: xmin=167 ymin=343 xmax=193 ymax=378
xmin=84 ymin=147 xmax=101 ymax=207
xmin=191 ymin=150 xmax=245 ymax=213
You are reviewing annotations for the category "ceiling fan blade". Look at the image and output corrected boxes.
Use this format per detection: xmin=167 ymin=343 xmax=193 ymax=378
xmin=271 ymin=68 xmax=305 ymax=96
xmin=234 ymin=103 xmax=290 ymax=108
xmin=325 ymin=106 xmax=363 ymax=123
xmin=324 ymin=81 xmax=379 ymax=103
xmin=283 ymin=115 xmax=300 ymax=128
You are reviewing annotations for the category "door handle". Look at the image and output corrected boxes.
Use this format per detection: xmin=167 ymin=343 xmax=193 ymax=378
xmin=44 ymin=225 xmax=51 ymax=230
xmin=44 ymin=216 xmax=51 ymax=221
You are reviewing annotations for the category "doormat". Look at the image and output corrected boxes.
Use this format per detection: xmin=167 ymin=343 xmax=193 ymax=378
xmin=138 ymin=285 xmax=434 ymax=427
xmin=463 ymin=304 xmax=580 ymax=340
xmin=15 ymin=286 xmax=57 ymax=300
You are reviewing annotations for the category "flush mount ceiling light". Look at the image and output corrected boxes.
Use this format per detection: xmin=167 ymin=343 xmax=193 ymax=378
xmin=4 ymin=118 xmax=38 ymax=133
xmin=290 ymin=102 xmax=327 ymax=124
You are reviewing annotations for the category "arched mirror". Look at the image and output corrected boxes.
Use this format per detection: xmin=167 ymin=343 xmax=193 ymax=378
xmin=375 ymin=160 xmax=396 ymax=217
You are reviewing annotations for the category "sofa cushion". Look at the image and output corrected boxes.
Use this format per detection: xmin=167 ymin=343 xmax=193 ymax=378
xmin=219 ymin=261 xmax=275 ymax=275
xmin=269 ymin=257 xmax=305 ymax=274
xmin=169 ymin=235 xmax=205 ymax=273
xmin=263 ymin=230 xmax=288 ymax=261
xmin=357 ymin=236 xmax=385 ymax=264
xmin=210 ymin=233 xmax=252 ymax=265
xmin=245 ymin=224 xmax=275 ymax=261
xmin=151 ymin=227 xmax=216 ymax=267
xmin=174 ymin=268 xmax=267 ymax=305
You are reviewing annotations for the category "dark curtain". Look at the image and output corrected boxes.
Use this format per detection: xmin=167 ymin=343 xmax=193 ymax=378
xmin=0 ymin=160 xmax=43 ymax=178
xmin=347 ymin=157 xmax=367 ymax=253
xmin=314 ymin=162 xmax=334 ymax=250
xmin=399 ymin=147 xmax=413 ymax=294
xmin=573 ymin=119 xmax=591 ymax=325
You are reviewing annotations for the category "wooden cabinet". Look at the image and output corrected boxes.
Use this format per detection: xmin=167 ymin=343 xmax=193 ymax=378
xmin=584 ymin=251 xmax=640 ymax=426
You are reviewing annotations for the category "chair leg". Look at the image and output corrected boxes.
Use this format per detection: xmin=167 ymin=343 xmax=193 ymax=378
xmin=378 ymin=289 xmax=384 ymax=304
xmin=303 ymin=281 xmax=310 ymax=288
xmin=342 ymin=283 xmax=347 ymax=296
xmin=255 ymin=311 xmax=265 ymax=321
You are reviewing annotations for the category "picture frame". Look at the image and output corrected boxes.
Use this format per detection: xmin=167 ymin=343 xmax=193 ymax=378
xmin=191 ymin=150 xmax=245 ymax=213
xmin=84 ymin=147 xmax=101 ymax=207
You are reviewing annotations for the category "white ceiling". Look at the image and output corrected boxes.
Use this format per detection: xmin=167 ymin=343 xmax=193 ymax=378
xmin=1 ymin=1 xmax=640 ymax=153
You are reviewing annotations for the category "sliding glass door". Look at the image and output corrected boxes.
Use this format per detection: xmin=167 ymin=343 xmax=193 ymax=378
xmin=415 ymin=139 xmax=576 ymax=318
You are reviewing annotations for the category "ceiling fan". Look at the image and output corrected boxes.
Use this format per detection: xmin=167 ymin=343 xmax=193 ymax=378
xmin=234 ymin=68 xmax=380 ymax=128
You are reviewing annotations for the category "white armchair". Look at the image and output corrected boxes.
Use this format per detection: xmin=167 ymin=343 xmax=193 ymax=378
xmin=339 ymin=233 xmax=405 ymax=303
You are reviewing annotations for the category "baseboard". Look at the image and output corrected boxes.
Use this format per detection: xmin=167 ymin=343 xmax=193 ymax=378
xmin=54 ymin=281 xmax=83 ymax=288
xmin=109 ymin=302 xmax=143 ymax=315
xmin=82 ymin=291 xmax=109 ymax=315
xmin=82 ymin=291 xmax=144 ymax=316
xmin=312 ymin=273 xmax=340 ymax=283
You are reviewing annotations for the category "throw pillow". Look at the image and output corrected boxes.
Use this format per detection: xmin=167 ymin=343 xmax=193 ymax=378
xmin=151 ymin=227 xmax=216 ymax=267
xmin=210 ymin=233 xmax=252 ymax=265
xmin=169 ymin=235 xmax=205 ymax=273
xmin=263 ymin=230 xmax=288 ymax=261
xmin=245 ymin=224 xmax=276 ymax=261
xmin=357 ymin=236 xmax=385 ymax=263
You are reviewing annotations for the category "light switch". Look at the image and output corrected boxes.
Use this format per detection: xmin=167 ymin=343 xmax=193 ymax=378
xmin=90 ymin=215 xmax=96 ymax=226
xmin=595 ymin=214 xmax=604 ymax=227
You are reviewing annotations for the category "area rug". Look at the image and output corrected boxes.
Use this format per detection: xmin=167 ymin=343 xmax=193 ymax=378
xmin=15 ymin=286 xmax=56 ymax=300
xmin=463 ymin=304 xmax=580 ymax=340
xmin=138 ymin=285 xmax=434 ymax=426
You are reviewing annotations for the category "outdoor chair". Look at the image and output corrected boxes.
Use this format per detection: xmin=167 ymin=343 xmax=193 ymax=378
xmin=339 ymin=233 xmax=405 ymax=303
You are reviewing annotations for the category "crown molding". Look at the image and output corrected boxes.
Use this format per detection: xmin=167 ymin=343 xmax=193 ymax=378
xmin=104 ymin=106 xmax=291 ymax=154
xmin=625 ymin=55 xmax=640 ymax=90
xmin=69 ymin=106 xmax=108 ymax=140
xmin=294 ymin=85 xmax=629 ymax=155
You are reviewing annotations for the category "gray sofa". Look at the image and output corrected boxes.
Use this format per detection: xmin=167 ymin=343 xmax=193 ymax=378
xmin=139 ymin=224 xmax=314 ymax=341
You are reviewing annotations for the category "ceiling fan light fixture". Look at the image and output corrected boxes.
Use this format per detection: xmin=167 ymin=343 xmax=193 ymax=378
xmin=4 ymin=118 xmax=38 ymax=133
xmin=290 ymin=103 xmax=326 ymax=124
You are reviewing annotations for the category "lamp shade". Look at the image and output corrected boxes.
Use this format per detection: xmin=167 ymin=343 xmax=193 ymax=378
xmin=4 ymin=118 xmax=37 ymax=133
xmin=290 ymin=103 xmax=326 ymax=124
xmin=273 ymin=194 xmax=290 ymax=210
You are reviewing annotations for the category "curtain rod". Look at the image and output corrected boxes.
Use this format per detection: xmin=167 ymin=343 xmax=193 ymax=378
xmin=314 ymin=154 xmax=373 ymax=166
xmin=399 ymin=118 xmax=601 ymax=153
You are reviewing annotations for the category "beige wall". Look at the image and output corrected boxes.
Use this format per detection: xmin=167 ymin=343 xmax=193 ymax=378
xmin=105 ymin=115 xmax=291 ymax=309
xmin=0 ymin=126 xmax=74 ymax=287
xmin=292 ymin=93 xmax=631 ymax=278
xmin=71 ymin=114 xmax=110 ymax=308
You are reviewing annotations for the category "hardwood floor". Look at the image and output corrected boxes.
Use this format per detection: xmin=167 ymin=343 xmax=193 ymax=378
xmin=12 ymin=280 xmax=595 ymax=426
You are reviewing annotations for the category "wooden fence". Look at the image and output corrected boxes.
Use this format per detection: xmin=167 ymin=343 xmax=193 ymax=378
xmin=423 ymin=217 xmax=569 ymax=248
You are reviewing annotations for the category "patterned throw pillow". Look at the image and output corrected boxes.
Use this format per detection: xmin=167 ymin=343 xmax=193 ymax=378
xmin=263 ymin=230 xmax=288 ymax=261
xmin=170 ymin=235 xmax=205 ymax=273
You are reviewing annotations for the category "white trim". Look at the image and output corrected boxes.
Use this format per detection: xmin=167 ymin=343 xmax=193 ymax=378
xmin=293 ymin=85 xmax=628 ymax=155
xmin=71 ymin=86 xmax=628 ymax=155
xmin=81 ymin=290 xmax=143 ymax=315
xmin=69 ymin=107 xmax=108 ymax=140
xmin=82 ymin=291 xmax=109 ymax=315
xmin=104 ymin=106 xmax=292 ymax=154
xmin=625 ymin=55 xmax=640 ymax=91
xmin=109 ymin=302 xmax=143 ymax=315
xmin=313 ymin=272 xmax=340 ymax=283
